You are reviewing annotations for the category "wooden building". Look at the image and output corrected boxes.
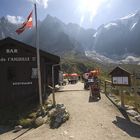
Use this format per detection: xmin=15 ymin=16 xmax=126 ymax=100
xmin=0 ymin=37 xmax=60 ymax=107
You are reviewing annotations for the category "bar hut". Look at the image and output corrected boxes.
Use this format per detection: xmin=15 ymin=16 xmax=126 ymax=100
xmin=0 ymin=37 xmax=60 ymax=107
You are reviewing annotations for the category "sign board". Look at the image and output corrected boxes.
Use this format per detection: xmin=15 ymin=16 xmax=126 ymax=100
xmin=109 ymin=66 xmax=131 ymax=86
xmin=59 ymin=71 xmax=63 ymax=83
xmin=112 ymin=77 xmax=128 ymax=85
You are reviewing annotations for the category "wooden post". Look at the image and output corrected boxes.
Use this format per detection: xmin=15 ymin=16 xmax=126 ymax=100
xmin=104 ymin=80 xmax=111 ymax=95
xmin=52 ymin=64 xmax=60 ymax=106
xmin=133 ymin=73 xmax=138 ymax=110
xmin=34 ymin=4 xmax=43 ymax=107
xmin=104 ymin=81 xmax=107 ymax=95
xmin=120 ymin=87 xmax=125 ymax=108
xmin=52 ymin=65 xmax=56 ymax=106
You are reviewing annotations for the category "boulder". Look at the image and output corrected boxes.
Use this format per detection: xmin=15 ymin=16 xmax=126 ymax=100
xmin=126 ymin=106 xmax=135 ymax=110
xmin=49 ymin=104 xmax=70 ymax=128
xmin=117 ymin=101 xmax=121 ymax=106
xmin=47 ymin=104 xmax=53 ymax=110
xmin=14 ymin=125 xmax=23 ymax=132
xmin=35 ymin=116 xmax=45 ymax=127
xmin=126 ymin=110 xmax=139 ymax=117
xmin=135 ymin=115 xmax=140 ymax=122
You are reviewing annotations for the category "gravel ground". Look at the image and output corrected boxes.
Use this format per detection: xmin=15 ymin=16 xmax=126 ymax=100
xmin=1 ymin=82 xmax=140 ymax=140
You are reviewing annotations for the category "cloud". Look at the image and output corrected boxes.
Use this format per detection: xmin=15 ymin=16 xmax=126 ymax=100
xmin=6 ymin=15 xmax=24 ymax=24
xmin=28 ymin=0 xmax=49 ymax=8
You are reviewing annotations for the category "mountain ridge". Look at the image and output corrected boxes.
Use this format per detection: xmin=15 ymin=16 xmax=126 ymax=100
xmin=0 ymin=11 xmax=140 ymax=65
xmin=93 ymin=10 xmax=140 ymax=59
xmin=0 ymin=14 xmax=95 ymax=59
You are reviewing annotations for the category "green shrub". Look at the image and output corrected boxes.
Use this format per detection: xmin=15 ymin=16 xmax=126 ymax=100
xmin=18 ymin=118 xmax=33 ymax=128
xmin=111 ymin=88 xmax=120 ymax=95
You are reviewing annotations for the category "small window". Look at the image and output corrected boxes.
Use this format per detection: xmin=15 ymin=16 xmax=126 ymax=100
xmin=7 ymin=67 xmax=16 ymax=81
xmin=31 ymin=68 xmax=38 ymax=78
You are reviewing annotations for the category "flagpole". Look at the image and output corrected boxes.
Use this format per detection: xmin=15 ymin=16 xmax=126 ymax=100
xmin=34 ymin=3 xmax=43 ymax=107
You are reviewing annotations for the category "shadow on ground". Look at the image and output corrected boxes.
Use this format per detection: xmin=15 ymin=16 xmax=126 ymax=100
xmin=88 ymin=96 xmax=100 ymax=102
xmin=11 ymin=128 xmax=32 ymax=140
xmin=105 ymin=94 xmax=130 ymax=120
xmin=113 ymin=116 xmax=140 ymax=138
xmin=0 ymin=125 xmax=13 ymax=135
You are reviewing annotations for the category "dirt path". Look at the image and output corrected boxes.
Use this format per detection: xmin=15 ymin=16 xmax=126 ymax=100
xmin=1 ymin=82 xmax=140 ymax=140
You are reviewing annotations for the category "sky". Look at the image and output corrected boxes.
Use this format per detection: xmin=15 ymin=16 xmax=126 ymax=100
xmin=0 ymin=0 xmax=140 ymax=29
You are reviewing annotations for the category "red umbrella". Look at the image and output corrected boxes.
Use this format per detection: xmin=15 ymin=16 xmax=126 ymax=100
xmin=63 ymin=73 xmax=69 ymax=77
xmin=70 ymin=73 xmax=79 ymax=77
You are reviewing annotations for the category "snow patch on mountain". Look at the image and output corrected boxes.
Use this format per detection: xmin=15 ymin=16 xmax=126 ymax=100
xmin=6 ymin=15 xmax=24 ymax=24
xmin=121 ymin=56 xmax=140 ymax=64
xmin=100 ymin=10 xmax=140 ymax=32
xmin=120 ymin=13 xmax=136 ymax=20
xmin=85 ymin=51 xmax=118 ymax=64
xmin=104 ymin=23 xmax=118 ymax=29
xmin=93 ymin=32 xmax=98 ymax=38
xmin=85 ymin=51 xmax=140 ymax=65
xmin=130 ymin=22 xmax=137 ymax=31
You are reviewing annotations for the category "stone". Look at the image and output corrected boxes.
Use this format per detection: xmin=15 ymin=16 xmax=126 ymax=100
xmin=55 ymin=116 xmax=63 ymax=123
xmin=53 ymin=122 xmax=60 ymax=128
xmin=135 ymin=115 xmax=140 ymax=122
xmin=124 ymin=105 xmax=129 ymax=108
xmin=108 ymin=93 xmax=114 ymax=97
xmin=45 ymin=100 xmax=52 ymax=105
xmin=49 ymin=108 xmax=57 ymax=116
xmin=55 ymin=85 xmax=60 ymax=91
xmin=47 ymin=104 xmax=53 ymax=110
xmin=36 ymin=107 xmax=47 ymax=117
xmin=35 ymin=116 xmax=45 ymax=127
xmin=43 ymin=115 xmax=48 ymax=123
xmin=117 ymin=101 xmax=121 ymax=106
xmin=14 ymin=125 xmax=23 ymax=132
xmin=49 ymin=104 xmax=70 ymax=128
xmin=114 ymin=99 xmax=119 ymax=102
xmin=55 ymin=85 xmax=60 ymax=89
xmin=126 ymin=110 xmax=139 ymax=117
xmin=126 ymin=106 xmax=135 ymax=110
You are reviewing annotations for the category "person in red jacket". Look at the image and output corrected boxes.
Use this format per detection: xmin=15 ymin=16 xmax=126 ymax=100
xmin=88 ymin=72 xmax=101 ymax=99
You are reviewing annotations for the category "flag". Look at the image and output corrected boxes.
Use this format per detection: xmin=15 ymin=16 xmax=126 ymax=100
xmin=16 ymin=11 xmax=33 ymax=34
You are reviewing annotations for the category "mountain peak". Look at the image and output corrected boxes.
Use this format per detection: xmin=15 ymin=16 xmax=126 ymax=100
xmin=0 ymin=16 xmax=8 ymax=24
xmin=135 ymin=9 xmax=140 ymax=16
xmin=45 ymin=14 xmax=62 ymax=23
xmin=93 ymin=10 xmax=140 ymax=62
xmin=120 ymin=10 xmax=140 ymax=20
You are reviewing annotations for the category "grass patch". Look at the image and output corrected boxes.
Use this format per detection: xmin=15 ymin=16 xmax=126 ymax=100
xmin=110 ymin=89 xmax=140 ymax=112
xmin=18 ymin=118 xmax=34 ymax=128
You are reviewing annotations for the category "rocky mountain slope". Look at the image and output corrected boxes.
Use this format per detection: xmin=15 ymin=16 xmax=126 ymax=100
xmin=93 ymin=10 xmax=140 ymax=60
xmin=0 ymin=15 xmax=95 ymax=58
xmin=0 ymin=11 xmax=140 ymax=65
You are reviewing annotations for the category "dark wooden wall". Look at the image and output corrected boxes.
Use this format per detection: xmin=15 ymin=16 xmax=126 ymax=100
xmin=0 ymin=39 xmax=60 ymax=107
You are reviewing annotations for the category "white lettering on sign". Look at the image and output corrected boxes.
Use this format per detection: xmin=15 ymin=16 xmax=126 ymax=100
xmin=7 ymin=57 xmax=30 ymax=62
xmin=6 ymin=49 xmax=18 ymax=54
xmin=0 ymin=57 xmax=36 ymax=62
xmin=0 ymin=57 xmax=6 ymax=62
xmin=13 ymin=82 xmax=32 ymax=86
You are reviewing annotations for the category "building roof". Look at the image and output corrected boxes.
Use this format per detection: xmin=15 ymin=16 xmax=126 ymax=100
xmin=109 ymin=66 xmax=131 ymax=76
xmin=0 ymin=37 xmax=60 ymax=63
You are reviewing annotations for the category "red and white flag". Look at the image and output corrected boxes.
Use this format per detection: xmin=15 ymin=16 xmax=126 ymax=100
xmin=16 ymin=11 xmax=33 ymax=34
